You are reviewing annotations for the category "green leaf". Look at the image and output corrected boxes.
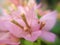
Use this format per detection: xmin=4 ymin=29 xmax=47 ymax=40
xmin=20 ymin=38 xmax=25 ymax=45
xmin=20 ymin=38 xmax=34 ymax=45
xmin=46 ymin=42 xmax=54 ymax=45
xmin=20 ymin=38 xmax=42 ymax=45
xmin=33 ymin=38 xmax=41 ymax=45
xmin=37 ymin=38 xmax=41 ymax=45
xmin=41 ymin=41 xmax=47 ymax=45
xmin=24 ymin=40 xmax=33 ymax=45
xmin=33 ymin=43 xmax=38 ymax=45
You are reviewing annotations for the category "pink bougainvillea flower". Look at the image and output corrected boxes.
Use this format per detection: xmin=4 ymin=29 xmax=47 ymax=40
xmin=0 ymin=8 xmax=12 ymax=31
xmin=0 ymin=4 xmax=57 ymax=42
xmin=3 ymin=8 xmax=41 ymax=42
xmin=0 ymin=32 xmax=19 ymax=45
xmin=40 ymin=11 xmax=57 ymax=31
xmin=0 ymin=20 xmax=20 ymax=45
xmin=0 ymin=12 xmax=20 ymax=45
xmin=0 ymin=19 xmax=20 ymax=45
xmin=39 ymin=11 xmax=57 ymax=42
xmin=0 ymin=30 xmax=20 ymax=45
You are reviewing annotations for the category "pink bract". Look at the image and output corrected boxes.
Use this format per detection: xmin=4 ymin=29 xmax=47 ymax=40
xmin=0 ymin=5 xmax=57 ymax=42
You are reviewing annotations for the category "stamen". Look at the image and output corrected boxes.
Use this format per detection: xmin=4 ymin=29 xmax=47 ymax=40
xmin=21 ymin=14 xmax=30 ymax=28
xmin=24 ymin=27 xmax=31 ymax=34
xmin=11 ymin=20 xmax=24 ymax=29
xmin=40 ymin=22 xmax=45 ymax=30
xmin=24 ymin=27 xmax=28 ymax=31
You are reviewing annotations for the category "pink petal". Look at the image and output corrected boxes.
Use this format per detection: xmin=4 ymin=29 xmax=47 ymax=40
xmin=40 ymin=11 xmax=57 ymax=31
xmin=10 ymin=6 xmax=26 ymax=19
xmin=1 ymin=40 xmax=20 ymax=44
xmin=0 ymin=20 xmax=8 ymax=31
xmin=17 ymin=6 xmax=26 ymax=14
xmin=10 ymin=44 xmax=19 ymax=45
xmin=3 ymin=21 xmax=23 ymax=38
xmin=40 ymin=31 xmax=56 ymax=42
xmin=10 ymin=12 xmax=26 ymax=27
xmin=0 ymin=32 xmax=20 ymax=44
xmin=30 ymin=19 xmax=40 ymax=31
xmin=0 ymin=15 xmax=11 ymax=31
xmin=0 ymin=32 xmax=9 ymax=40
xmin=13 ymin=18 xmax=26 ymax=27
xmin=22 ymin=31 xmax=41 ymax=42
xmin=24 ymin=8 xmax=38 ymax=27
xmin=25 ymin=7 xmax=37 ymax=20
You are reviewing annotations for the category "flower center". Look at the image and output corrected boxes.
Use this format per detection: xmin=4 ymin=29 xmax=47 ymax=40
xmin=24 ymin=27 xmax=31 ymax=34
xmin=40 ymin=22 xmax=45 ymax=30
xmin=21 ymin=14 xmax=31 ymax=34
xmin=38 ymin=21 xmax=45 ymax=30
xmin=11 ymin=14 xmax=31 ymax=34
